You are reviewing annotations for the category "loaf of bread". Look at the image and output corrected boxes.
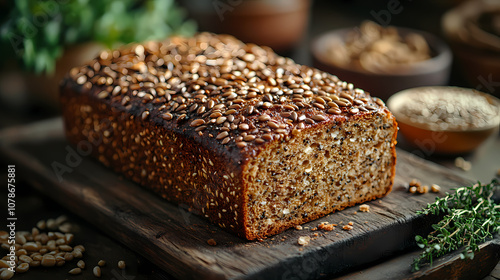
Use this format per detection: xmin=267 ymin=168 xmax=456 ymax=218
xmin=60 ymin=33 xmax=397 ymax=240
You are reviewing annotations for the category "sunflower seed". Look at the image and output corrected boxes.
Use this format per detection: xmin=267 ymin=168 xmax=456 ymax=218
xmin=93 ymin=266 xmax=101 ymax=277
xmin=69 ymin=267 xmax=82 ymax=275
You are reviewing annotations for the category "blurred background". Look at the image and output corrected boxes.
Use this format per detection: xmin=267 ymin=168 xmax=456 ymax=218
xmin=1 ymin=0 xmax=499 ymax=127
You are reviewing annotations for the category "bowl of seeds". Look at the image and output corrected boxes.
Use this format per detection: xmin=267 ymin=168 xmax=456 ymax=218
xmin=312 ymin=21 xmax=452 ymax=101
xmin=387 ymin=86 xmax=500 ymax=154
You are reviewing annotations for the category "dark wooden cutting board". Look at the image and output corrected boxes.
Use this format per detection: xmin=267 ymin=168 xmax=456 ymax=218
xmin=0 ymin=118 xmax=495 ymax=280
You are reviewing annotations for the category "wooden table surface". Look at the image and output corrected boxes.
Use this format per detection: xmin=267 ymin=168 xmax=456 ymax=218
xmin=0 ymin=1 xmax=499 ymax=279
xmin=2 ymin=118 xmax=498 ymax=280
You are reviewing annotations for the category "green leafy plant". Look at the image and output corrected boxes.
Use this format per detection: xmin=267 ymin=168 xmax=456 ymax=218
xmin=0 ymin=0 xmax=196 ymax=74
xmin=412 ymin=179 xmax=500 ymax=272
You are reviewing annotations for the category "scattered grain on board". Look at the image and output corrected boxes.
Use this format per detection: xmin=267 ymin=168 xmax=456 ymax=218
xmin=343 ymin=225 xmax=353 ymax=231
xmin=118 ymin=260 xmax=126 ymax=269
xmin=297 ymin=236 xmax=311 ymax=246
xmin=359 ymin=204 xmax=370 ymax=212
xmin=69 ymin=267 xmax=82 ymax=275
xmin=77 ymin=260 xmax=85 ymax=269
xmin=318 ymin=222 xmax=335 ymax=231
xmin=430 ymin=184 xmax=441 ymax=193
xmin=0 ymin=216 xmax=86 ymax=279
xmin=93 ymin=266 xmax=101 ymax=277
xmin=207 ymin=239 xmax=217 ymax=246
xmin=417 ymin=185 xmax=429 ymax=194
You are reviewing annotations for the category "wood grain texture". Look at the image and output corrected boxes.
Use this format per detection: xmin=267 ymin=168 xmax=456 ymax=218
xmin=0 ymin=118 xmax=487 ymax=280
xmin=337 ymin=238 xmax=500 ymax=280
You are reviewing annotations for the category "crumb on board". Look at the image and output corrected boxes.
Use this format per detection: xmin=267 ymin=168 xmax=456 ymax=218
xmin=297 ymin=236 xmax=311 ymax=246
xmin=348 ymin=222 xmax=354 ymax=226
xmin=207 ymin=239 xmax=217 ymax=246
xmin=295 ymin=225 xmax=303 ymax=230
xmin=409 ymin=179 xmax=421 ymax=188
xmin=343 ymin=225 xmax=353 ymax=231
xmin=417 ymin=185 xmax=429 ymax=194
xmin=359 ymin=204 xmax=370 ymax=212
xmin=318 ymin=222 xmax=335 ymax=231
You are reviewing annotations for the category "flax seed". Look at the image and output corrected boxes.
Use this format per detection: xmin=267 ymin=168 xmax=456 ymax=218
xmin=216 ymin=116 xmax=227 ymax=124
xmin=97 ymin=91 xmax=109 ymax=99
xmin=327 ymin=108 xmax=342 ymax=114
xmin=141 ymin=111 xmax=150 ymax=120
xmin=243 ymin=135 xmax=256 ymax=142
xmin=258 ymin=114 xmax=271 ymax=122
xmin=334 ymin=100 xmax=349 ymax=107
xmin=313 ymin=103 xmax=325 ymax=110
xmin=190 ymin=119 xmax=205 ymax=127
xmin=267 ymin=121 xmax=279 ymax=129
xmin=255 ymin=138 xmax=266 ymax=144
xmin=236 ymin=142 xmax=247 ymax=148
xmin=216 ymin=131 xmax=229 ymax=140
xmin=162 ymin=113 xmax=173 ymax=121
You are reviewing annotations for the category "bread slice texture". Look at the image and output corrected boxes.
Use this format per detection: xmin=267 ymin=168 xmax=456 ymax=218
xmin=60 ymin=33 xmax=397 ymax=240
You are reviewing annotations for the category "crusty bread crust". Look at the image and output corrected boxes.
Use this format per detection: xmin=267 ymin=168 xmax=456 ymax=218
xmin=61 ymin=33 xmax=397 ymax=240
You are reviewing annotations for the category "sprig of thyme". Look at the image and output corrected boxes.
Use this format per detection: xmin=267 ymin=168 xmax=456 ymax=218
xmin=412 ymin=179 xmax=500 ymax=272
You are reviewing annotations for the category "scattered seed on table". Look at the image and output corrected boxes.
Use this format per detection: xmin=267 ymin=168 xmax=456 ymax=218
xmin=69 ymin=267 xmax=82 ymax=275
xmin=343 ymin=225 xmax=353 ymax=231
xmin=72 ymin=250 xmax=83 ymax=258
xmin=98 ymin=260 xmax=106 ymax=267
xmin=297 ymin=236 xmax=310 ymax=246
xmin=93 ymin=266 xmax=101 ymax=277
xmin=77 ymin=260 xmax=85 ymax=269
xmin=74 ymin=245 xmax=86 ymax=252
xmin=118 ymin=260 xmax=126 ymax=269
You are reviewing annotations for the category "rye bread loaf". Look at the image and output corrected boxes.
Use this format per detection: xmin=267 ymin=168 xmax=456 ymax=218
xmin=60 ymin=33 xmax=397 ymax=240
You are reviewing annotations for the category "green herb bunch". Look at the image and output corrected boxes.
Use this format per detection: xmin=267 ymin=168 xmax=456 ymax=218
xmin=0 ymin=0 xmax=196 ymax=74
xmin=412 ymin=179 xmax=500 ymax=271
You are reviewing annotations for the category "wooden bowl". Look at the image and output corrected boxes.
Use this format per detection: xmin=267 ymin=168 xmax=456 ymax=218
xmin=181 ymin=0 xmax=311 ymax=53
xmin=387 ymin=86 xmax=500 ymax=155
xmin=441 ymin=0 xmax=500 ymax=97
xmin=311 ymin=27 xmax=452 ymax=101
